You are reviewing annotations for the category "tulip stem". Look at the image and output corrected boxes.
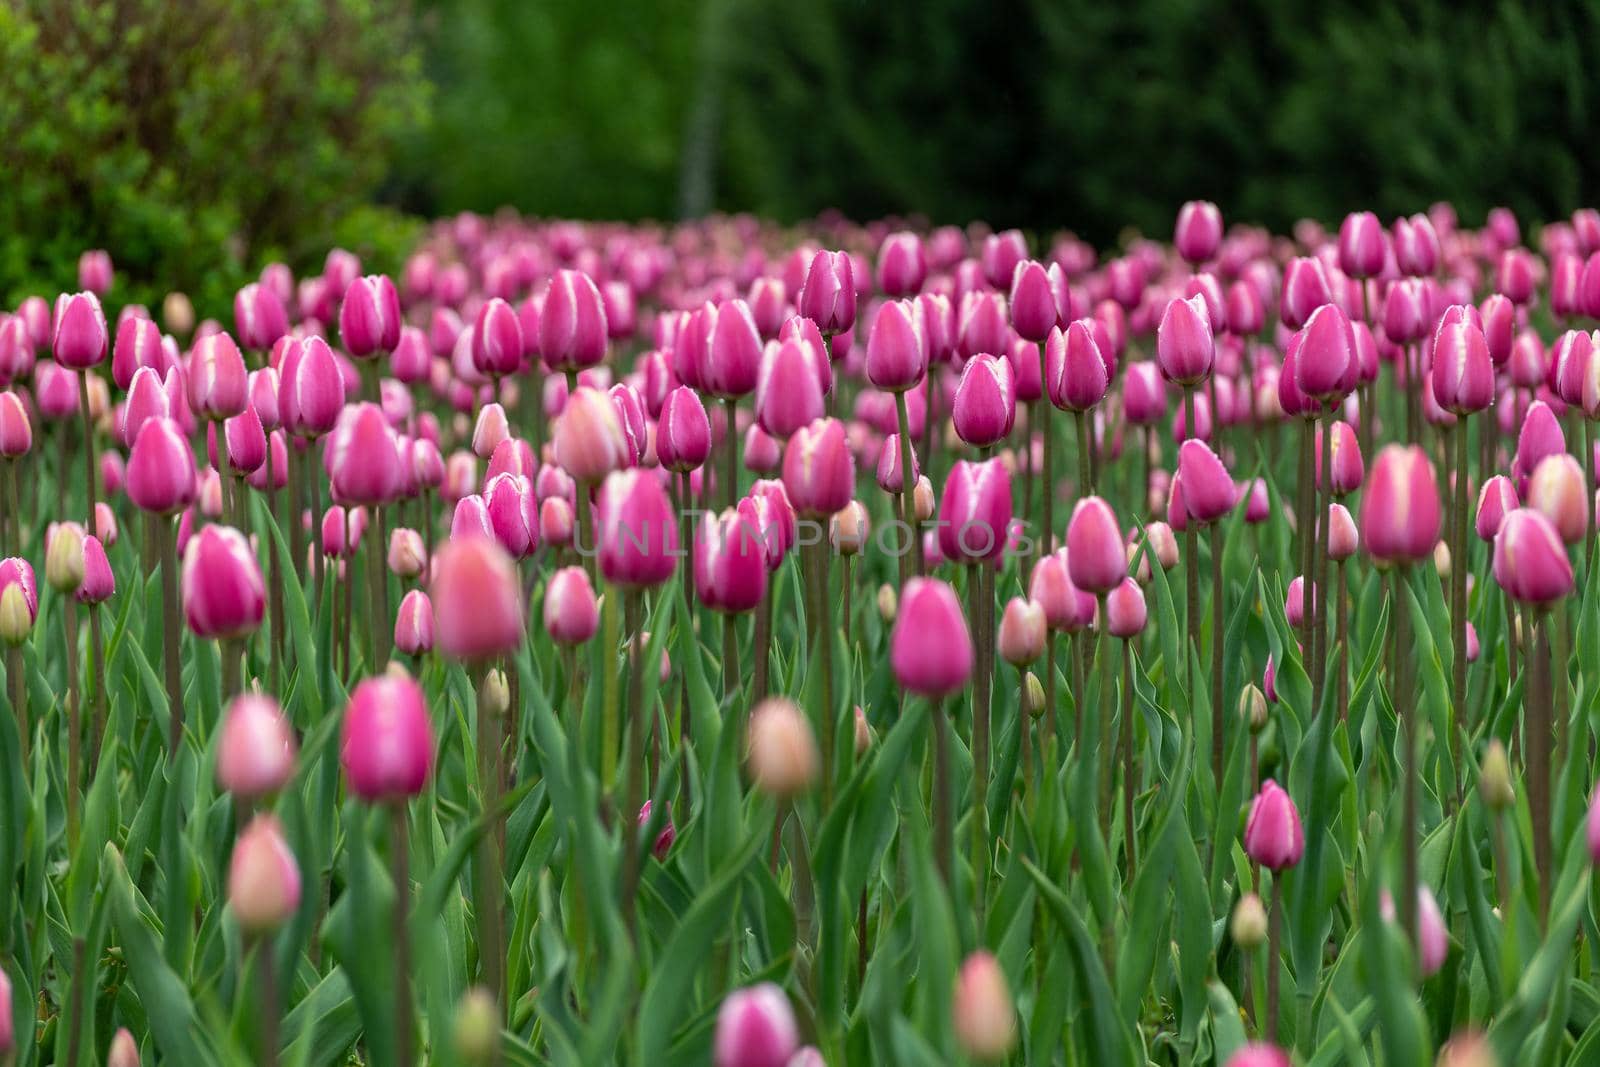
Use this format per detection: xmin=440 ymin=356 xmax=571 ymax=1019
xmin=1311 ymin=409 xmax=1332 ymax=719
xmin=1046 ymin=632 xmax=1059 ymax=752
xmin=159 ymin=514 xmax=185 ymax=757
xmin=390 ymin=801 xmax=414 ymax=1065
xmin=1210 ymin=522 xmax=1225 ymax=784
xmin=577 ymin=482 xmax=596 ymax=582
xmin=267 ymin=446 xmax=286 ymax=691
xmin=369 ymin=505 xmax=390 ymax=668
xmin=1334 ymin=560 xmax=1348 ymax=721
xmin=810 ymin=540 xmax=836 ymax=810
xmin=895 ymin=390 xmax=923 ymax=576
xmin=1075 ymin=409 xmax=1093 ymax=495
xmin=1530 ymin=610 xmax=1553 ymax=925
xmin=8 ymin=645 xmax=25 ymax=767
xmin=1551 ymin=598 xmax=1570 ymax=792
xmin=1450 ymin=420 xmax=1469 ymax=796
xmin=1396 ymin=566 xmax=1419 ymax=954
xmin=620 ymin=589 xmax=648 ymax=937
xmin=1267 ymin=875 xmax=1282 ymax=1044
xmin=79 ymin=372 xmax=97 ymax=530
xmin=1097 ymin=596 xmax=1112 ymax=843
xmin=1121 ymin=639 xmax=1136 ymax=879
xmin=1037 ymin=341 xmax=1054 ymax=555
xmin=723 ymin=397 xmax=739 ymax=507
xmin=88 ymin=604 xmax=106 ymax=763
xmin=62 ymin=593 xmax=81 ymax=848
xmin=932 ymin=698 xmax=952 ymax=889
xmin=969 ymin=566 xmax=992 ymax=926
xmin=474 ymin=668 xmax=507 ymax=1003
xmin=1020 ymin=681 xmax=1035 ymax=813
xmin=1586 ymin=419 xmax=1597 ymax=577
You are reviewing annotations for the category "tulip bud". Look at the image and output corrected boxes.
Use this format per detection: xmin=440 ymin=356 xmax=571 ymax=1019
xmin=432 ymin=536 xmax=526 ymax=659
xmin=1023 ymin=672 xmax=1045 ymax=717
xmin=714 ymin=984 xmax=800 ymax=1067
xmin=1527 ymin=453 xmax=1588 ymax=544
xmin=952 ymin=950 xmax=1017 ymax=1063
xmin=0 ymin=584 xmax=32 ymax=646
xmin=1243 ymin=779 xmax=1304 ymax=870
xmin=1493 ymin=508 xmax=1574 ymax=606
xmin=781 ymin=418 xmax=854 ymax=516
xmin=596 ymin=469 xmax=679 ymax=588
xmin=228 ymin=814 xmax=302 ymax=934
xmin=914 ymin=476 xmax=935 ymax=522
xmin=892 ymin=578 xmax=973 ymax=696
xmin=853 ymin=706 xmax=873 ymax=757
xmin=451 ymin=986 xmax=500 ymax=1066
xmin=1338 ymin=211 xmax=1387 ymax=278
xmin=696 ymin=507 xmax=768 ymax=613
xmin=127 ymin=417 xmax=198 ymax=515
xmin=1362 ymin=445 xmax=1440 ymax=563
xmin=340 ymin=674 xmax=434 ymax=800
xmin=1045 ymin=321 xmax=1109 ymax=412
xmin=1066 ymin=496 xmax=1125 ymax=594
xmin=1436 ymin=1031 xmax=1497 ymax=1067
xmin=1176 ymin=440 xmax=1235 ymax=524
xmin=45 ymin=521 xmax=86 ymax=594
xmin=478 ymin=668 xmax=511 ymax=719
xmin=939 ymin=458 xmax=1013 ymax=564
xmin=388 ymin=528 xmax=427 ymax=578
xmin=1433 ymin=540 xmax=1452 ymax=580
xmin=746 ymin=698 xmax=819 ymax=797
xmin=1479 ymin=740 xmax=1514 ymax=809
xmin=540 ymin=269 xmax=609 ymax=372
xmin=798 ymin=250 xmax=857 ymax=335
xmin=1231 ymin=892 xmax=1268 ymax=949
xmin=831 ymin=500 xmax=869 ymax=556
xmin=1009 ymin=260 xmax=1057 ymax=343
xmin=328 ymin=403 xmax=403 ymax=506
xmin=77 ymin=535 xmax=114 ymax=604
xmin=757 ymin=337 xmax=826 ymax=438
xmin=1314 ymin=420 xmax=1365 ymax=496
xmin=877 ymin=583 xmax=897 ymax=622
xmin=182 ymin=525 xmax=266 ymax=639
xmin=657 ymin=386 xmax=712 ymax=473
xmin=189 ymin=331 xmax=249 ymax=419
xmin=1224 ymin=1043 xmax=1291 ymax=1067
xmin=0 ymin=390 xmax=31 ymax=457
xmin=1379 ymin=885 xmax=1449 ymax=976
xmin=1294 ymin=303 xmax=1356 ymax=400
xmin=1105 ymin=577 xmax=1147 ymax=637
xmin=1239 ymin=683 xmax=1269 ymax=733
xmin=554 ymin=386 xmax=629 ymax=483
xmin=107 ymin=1027 xmax=139 ymax=1067
xmin=1156 ymin=295 xmax=1214 ymax=386
xmin=866 ymin=299 xmax=927 ymax=391
xmin=394 ymin=589 xmax=435 ymax=656
xmin=877 ymin=232 xmax=927 ymax=298
xmin=339 ymin=275 xmax=402 ymax=358
xmin=997 ymin=598 xmax=1046 ymax=665
xmin=53 ymin=291 xmax=109 ymax=369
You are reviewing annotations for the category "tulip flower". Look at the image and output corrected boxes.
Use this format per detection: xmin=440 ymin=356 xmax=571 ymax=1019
xmin=877 ymin=232 xmax=927 ymax=297
xmin=998 ymin=598 xmax=1046 ymax=665
xmin=182 ymin=524 xmax=266 ymax=643
xmin=554 ymin=386 xmax=628 ymax=484
xmin=1527 ymin=453 xmax=1587 ymax=544
xmin=228 ymin=814 xmax=302 ymax=934
xmin=1244 ymin=779 xmax=1303 ymax=870
xmin=657 ymin=386 xmax=712 ymax=473
xmin=433 ymin=536 xmax=526 ymax=659
xmin=217 ymin=695 xmax=296 ymax=798
xmin=714 ymin=984 xmax=800 ymax=1067
xmin=1362 ymin=445 xmax=1440 ymax=564
xmin=756 ymin=337 xmax=826 ymax=438
xmin=953 ymin=951 xmax=1018 ymax=1062
xmin=394 ymin=588 xmax=435 ymax=656
xmin=544 ymin=566 xmax=599 ymax=645
xmin=952 ymin=354 xmax=1015 ymax=449
xmin=1156 ymin=295 xmax=1213 ymax=388
xmin=541 ymin=269 xmax=609 ymax=373
xmin=696 ymin=507 xmax=768 ymax=614
xmin=1224 ymin=1044 xmax=1291 ymax=1067
xmin=746 ymin=698 xmax=819 ymax=797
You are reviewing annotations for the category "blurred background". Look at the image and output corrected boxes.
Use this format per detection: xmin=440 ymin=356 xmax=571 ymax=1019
xmin=3 ymin=0 xmax=1598 ymax=312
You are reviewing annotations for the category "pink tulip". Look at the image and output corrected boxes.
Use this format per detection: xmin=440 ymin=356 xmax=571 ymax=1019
xmin=1338 ymin=211 xmax=1387 ymax=278
xmin=1280 ymin=257 xmax=1332 ymax=330
xmin=1066 ymin=496 xmax=1124 ymax=595
xmin=981 ymin=230 xmax=1028 ymax=289
xmin=432 ymin=536 xmax=526 ymax=659
xmin=1587 ymin=786 xmax=1600 ymax=866
xmin=997 ymin=597 xmax=1046 ymax=665
xmin=798 ymin=250 xmax=857 ymax=335
xmin=188 ymin=331 xmax=248 ymax=419
xmin=877 ymin=232 xmax=927 ymax=298
xmin=938 ymin=458 xmax=1013 ymax=564
xmin=1243 ymin=778 xmax=1303 ymax=870
xmin=280 ymin=336 xmax=344 ymax=438
xmin=1513 ymin=401 xmax=1566 ymax=493
xmin=327 ymin=403 xmax=402 ymax=505
xmin=485 ymin=472 xmax=538 ymax=559
xmin=1392 ymin=213 xmax=1440 ymax=276
xmin=1106 ymin=577 xmax=1147 ymax=637
xmin=472 ymin=297 xmax=524 ymax=378
xmin=714 ymin=984 xmax=800 ymax=1067
xmin=555 ymin=386 xmax=628 ymax=483
xmin=658 ymin=386 xmax=711 ymax=473
xmin=182 ymin=525 xmax=265 ymax=639
xmin=1175 ymin=440 xmax=1235 ymax=524
xmin=472 ymin=403 xmax=511 ymax=460
xmin=1432 ymin=320 xmax=1494 ymax=414
xmin=876 ymin=433 xmax=919 ymax=493
xmin=341 ymin=674 xmax=434 ymax=800
xmin=127 ymin=417 xmax=197 ymax=515
xmin=757 ymin=337 xmax=826 ymax=438
xmin=1045 ymin=320 xmax=1109 ymax=412
xmin=1379 ymin=886 xmax=1450 ymax=977
xmin=339 ymin=274 xmax=402 ymax=357
xmin=866 ymin=299 xmax=927 ymax=391
xmin=544 ymin=566 xmax=599 ymax=645
xmin=1327 ymin=503 xmax=1359 ymax=561
xmin=1224 ymin=1043 xmax=1291 ymax=1067
xmin=1122 ymin=362 xmax=1167 ymax=426
xmin=952 ymin=354 xmax=1015 ymax=448
xmin=953 ymin=950 xmax=1018 ymax=1061
xmin=1009 ymin=260 xmax=1057 ymax=342
xmin=217 ymin=694 xmax=297 ymax=797
xmin=0 ymin=390 xmax=32 ymax=456
xmin=224 ymin=405 xmax=267 ymax=474
xmin=35 ymin=359 xmax=80 ymax=420
xmin=1493 ymin=508 xmax=1574 ymax=606
xmin=0 ymin=558 xmax=39 ymax=624
xmin=1313 ymin=420 xmax=1365 ymax=495
xmin=233 ymin=282 xmax=289 ymax=352
xmin=540 ymin=269 xmax=609 ymax=372
xmin=52 ymin=291 xmax=109 ymax=369
xmin=1156 ymin=295 xmax=1213 ymax=386
xmin=77 ymin=535 xmax=115 ymax=604
xmin=638 ymin=799 xmax=676 ymax=861
xmin=112 ymin=315 xmax=163 ymax=390
xmin=595 ymin=469 xmax=679 ymax=587
xmin=781 ymin=418 xmax=854 ymax=517
xmin=1361 ymin=445 xmax=1440 ymax=563
xmin=228 ymin=814 xmax=301 ymax=933
xmin=695 ymin=507 xmax=768 ymax=613
xmin=956 ymin=291 xmax=1009 ymax=360
xmin=702 ymin=301 xmax=764 ymax=399
xmin=78 ymin=249 xmax=113 ymax=294
xmin=892 ymin=578 xmax=974 ymax=696
xmin=1528 ymin=454 xmax=1588 ymax=544
xmin=1294 ymin=303 xmax=1356 ymax=400
xmin=394 ymin=588 xmax=434 ymax=655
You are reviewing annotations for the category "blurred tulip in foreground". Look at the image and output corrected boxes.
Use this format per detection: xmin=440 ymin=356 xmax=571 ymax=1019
xmin=892 ymin=578 xmax=974 ymax=696
xmin=228 ymin=814 xmax=301 ymax=934
xmin=217 ymin=694 xmax=296 ymax=797
xmin=714 ymin=983 xmax=799 ymax=1067
xmin=953 ymin=950 xmax=1017 ymax=1062
xmin=182 ymin=525 xmax=266 ymax=639
xmin=341 ymin=674 xmax=434 ymax=801
xmin=433 ymin=536 xmax=526 ymax=659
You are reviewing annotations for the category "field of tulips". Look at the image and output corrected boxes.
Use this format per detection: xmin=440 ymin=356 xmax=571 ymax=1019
xmin=0 ymin=202 xmax=1597 ymax=1067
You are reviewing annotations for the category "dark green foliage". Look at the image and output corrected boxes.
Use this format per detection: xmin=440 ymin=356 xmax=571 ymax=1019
xmin=0 ymin=0 xmax=429 ymax=316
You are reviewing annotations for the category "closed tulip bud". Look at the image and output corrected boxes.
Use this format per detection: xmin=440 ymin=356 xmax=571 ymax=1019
xmin=111 ymin=314 xmax=162 ymax=390
xmin=746 ymin=697 xmax=818 ymax=796
xmin=596 ymin=469 xmax=679 ymax=587
xmin=217 ymin=694 xmax=296 ymax=796
xmin=542 ymin=566 xmax=597 ymax=645
xmin=877 ymin=583 xmax=897 ymax=622
xmin=182 ymin=525 xmax=265 ymax=639
xmin=1156 ymin=295 xmax=1214 ymax=386
xmin=541 ymin=269 xmax=609 ymax=372
xmin=107 ymin=1027 xmax=139 ymax=1067
xmin=394 ymin=589 xmax=434 ymax=655
xmin=875 ymin=433 xmax=919 ymax=493
xmin=1393 ymin=213 xmax=1440 ymax=276
xmin=1528 ymin=453 xmax=1588 ymax=544
xmin=952 ymin=354 xmax=1015 ymax=448
xmin=1045 ymin=321 xmax=1109 ymax=412
xmin=0 ymin=584 xmax=30 ymax=645
xmin=1294 ymin=303 xmax=1356 ymax=400
xmin=1432 ymin=320 xmax=1494 ymax=414
xmin=867 ymin=299 xmax=927 ymax=391
xmin=472 ymin=403 xmax=511 ymax=460
xmin=53 ymin=291 xmax=109 ymax=369
xmin=280 ymin=336 xmax=345 ymax=438
xmin=1225 ymin=1043 xmax=1291 ymax=1067
xmin=471 ymin=297 xmax=524 ymax=378
xmin=1239 ymin=683 xmax=1269 ymax=732
xmin=798 ymin=251 xmax=857 ymax=335
xmin=1362 ymin=445 xmax=1440 ymax=563
xmin=939 ymin=458 xmax=1013 ymax=563
xmin=1378 ymin=886 xmax=1449 ymax=976
xmin=1479 ymin=740 xmax=1514 ymax=809
xmin=1285 ymin=575 xmax=1314 ymax=627
xmin=188 ymin=331 xmax=248 ymax=418
xmin=555 ymin=386 xmax=628 ymax=483
xmin=1063 ymin=496 xmax=1121 ymax=594
xmin=696 ymin=507 xmax=768 ymax=613
xmin=914 ymin=475 xmax=935 ymax=521
xmin=1105 ymin=577 xmax=1147 ymax=637
xmin=341 ymin=673 xmax=433 ymax=800
xmin=433 ymin=536 xmax=525 ymax=658
xmin=1280 ymin=257 xmax=1333 ymax=330
xmin=1314 ymin=420 xmax=1365 ymax=495
xmin=1327 ymin=503 xmax=1359 ymax=562
xmin=781 ymin=417 xmax=854 ymax=516
xmin=1493 ymin=508 xmax=1574 ymax=606
xmin=76 ymin=534 xmax=114 ymax=604
xmin=1231 ymin=892 xmax=1268 ymax=949
xmin=1436 ymin=1031 xmax=1498 ymax=1067
xmin=45 ymin=521 xmax=85 ymax=593
xmin=34 ymin=361 xmax=79 ymax=420
xmin=714 ymin=983 xmax=800 ymax=1067
xmin=224 ymin=405 xmax=266 ymax=474
xmin=757 ymin=337 xmax=826 ymax=438
xmin=957 ymin=290 xmax=1009 ymax=360
xmin=452 ymin=987 xmax=500 ymax=1066
xmin=831 ymin=500 xmax=869 ymax=555
xmin=233 ymin=282 xmax=289 ymax=352
xmin=0 ymin=557 xmax=38 ymax=631
xmin=877 ymin=231 xmax=927 ymax=297
xmin=1019 ymin=672 xmax=1044 ymax=718
xmin=1142 ymin=522 xmax=1180 ymax=571
xmin=1338 ymin=211 xmax=1387 ymax=278
xmin=1475 ymin=475 xmax=1518 ymax=542
xmin=339 ymin=275 xmax=402 ymax=358
xmin=328 ymin=403 xmax=402 ymax=505
xmin=77 ymin=248 xmax=113 ymax=295
xmin=0 ymin=391 xmax=31 ymax=458
xmin=1243 ymin=779 xmax=1304 ymax=870
xmin=1009 ymin=261 xmax=1056 ymax=342
xmin=228 ymin=814 xmax=301 ymax=934
xmin=476 ymin=668 xmax=511 ymax=720
xmin=484 ymin=472 xmax=537 ymax=559
xmin=982 ymin=230 xmax=1028 ymax=290
xmin=997 ymin=597 xmax=1046 ymax=665
xmin=1122 ymin=362 xmax=1168 ymax=426
xmin=893 ymin=578 xmax=973 ymax=696
xmin=1174 ymin=440 xmax=1234 ymax=523
xmin=658 ymin=386 xmax=711 ymax=473
xmin=1513 ymin=401 xmax=1565 ymax=492
xmin=953 ymin=950 xmax=1017 ymax=1062
xmin=387 ymin=528 xmax=427 ymax=578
